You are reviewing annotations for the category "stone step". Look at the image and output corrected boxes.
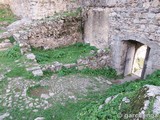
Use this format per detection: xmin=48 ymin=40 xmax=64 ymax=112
xmin=0 ymin=43 xmax=12 ymax=49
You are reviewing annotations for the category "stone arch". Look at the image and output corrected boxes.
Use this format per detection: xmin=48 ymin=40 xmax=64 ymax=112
xmin=110 ymin=33 xmax=160 ymax=78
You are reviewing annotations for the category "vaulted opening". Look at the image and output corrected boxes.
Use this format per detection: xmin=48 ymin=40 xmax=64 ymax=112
xmin=123 ymin=40 xmax=150 ymax=79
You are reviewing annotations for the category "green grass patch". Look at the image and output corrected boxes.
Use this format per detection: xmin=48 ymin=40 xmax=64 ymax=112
xmin=76 ymin=70 xmax=160 ymax=120
xmin=56 ymin=67 xmax=118 ymax=79
xmin=48 ymin=7 xmax=82 ymax=20
xmin=0 ymin=44 xmax=21 ymax=59
xmin=0 ymin=5 xmax=17 ymax=24
xmin=0 ymin=29 xmax=5 ymax=33
xmin=8 ymin=36 xmax=16 ymax=43
xmin=5 ymin=66 xmax=33 ymax=78
xmin=32 ymin=42 xmax=97 ymax=64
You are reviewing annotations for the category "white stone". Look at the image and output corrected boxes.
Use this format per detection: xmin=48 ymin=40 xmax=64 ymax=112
xmin=105 ymin=96 xmax=112 ymax=104
xmin=122 ymin=97 xmax=130 ymax=103
xmin=49 ymin=93 xmax=55 ymax=97
xmin=105 ymin=80 xmax=112 ymax=85
xmin=29 ymin=103 xmax=33 ymax=108
xmin=34 ymin=117 xmax=45 ymax=120
xmin=32 ymin=69 xmax=43 ymax=76
xmin=41 ymin=94 xmax=50 ymax=99
xmin=26 ymin=53 xmax=36 ymax=60
xmin=0 ymin=113 xmax=10 ymax=120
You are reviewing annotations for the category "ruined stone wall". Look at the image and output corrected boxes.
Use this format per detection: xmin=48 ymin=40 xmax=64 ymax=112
xmin=8 ymin=0 xmax=80 ymax=19
xmin=0 ymin=0 xmax=9 ymax=4
xmin=16 ymin=16 xmax=83 ymax=49
xmin=84 ymin=0 xmax=160 ymax=77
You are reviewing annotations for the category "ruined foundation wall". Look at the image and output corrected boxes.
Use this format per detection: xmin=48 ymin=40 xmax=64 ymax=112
xmin=83 ymin=0 xmax=160 ymax=76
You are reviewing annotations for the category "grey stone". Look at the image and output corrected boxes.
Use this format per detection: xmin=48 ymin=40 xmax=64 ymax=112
xmin=32 ymin=69 xmax=43 ymax=76
xmin=0 ymin=113 xmax=10 ymax=120
xmin=26 ymin=53 xmax=36 ymax=60
xmin=41 ymin=94 xmax=50 ymax=99
xmin=153 ymin=96 xmax=160 ymax=115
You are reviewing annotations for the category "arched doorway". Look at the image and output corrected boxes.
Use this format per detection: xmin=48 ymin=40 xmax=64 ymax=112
xmin=124 ymin=40 xmax=150 ymax=78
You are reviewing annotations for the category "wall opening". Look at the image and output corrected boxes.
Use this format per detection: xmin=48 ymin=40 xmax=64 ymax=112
xmin=124 ymin=40 xmax=150 ymax=79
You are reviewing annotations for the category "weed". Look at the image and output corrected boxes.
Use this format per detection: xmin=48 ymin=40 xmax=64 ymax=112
xmin=0 ymin=5 xmax=17 ymax=25
xmin=8 ymin=36 xmax=16 ymax=43
xmin=56 ymin=66 xmax=118 ymax=79
xmin=0 ymin=44 xmax=21 ymax=60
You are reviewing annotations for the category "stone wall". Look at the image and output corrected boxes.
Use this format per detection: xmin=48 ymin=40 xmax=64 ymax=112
xmin=84 ymin=7 xmax=110 ymax=49
xmin=8 ymin=0 xmax=80 ymax=19
xmin=0 ymin=0 xmax=9 ymax=4
xmin=84 ymin=0 xmax=160 ymax=77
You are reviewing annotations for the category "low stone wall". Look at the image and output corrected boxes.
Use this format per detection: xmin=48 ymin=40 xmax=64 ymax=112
xmin=42 ymin=49 xmax=110 ymax=72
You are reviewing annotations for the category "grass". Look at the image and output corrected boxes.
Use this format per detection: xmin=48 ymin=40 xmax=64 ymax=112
xmin=0 ymin=45 xmax=37 ymax=80
xmin=76 ymin=70 xmax=160 ymax=120
xmin=55 ymin=66 xmax=118 ymax=79
xmin=47 ymin=7 xmax=82 ymax=20
xmin=0 ymin=29 xmax=5 ymax=33
xmin=0 ymin=4 xmax=17 ymax=25
xmin=32 ymin=42 xmax=97 ymax=64
xmin=0 ymin=44 xmax=22 ymax=59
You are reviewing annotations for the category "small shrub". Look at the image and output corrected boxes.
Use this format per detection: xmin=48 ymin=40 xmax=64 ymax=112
xmin=8 ymin=36 xmax=16 ymax=43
